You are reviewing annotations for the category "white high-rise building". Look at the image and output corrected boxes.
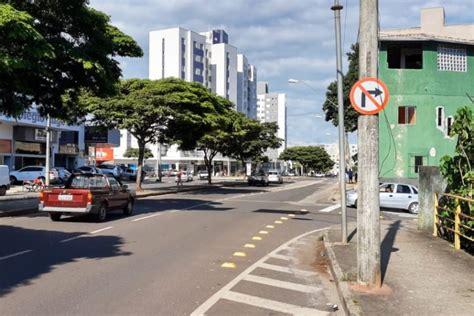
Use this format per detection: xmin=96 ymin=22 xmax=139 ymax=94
xmin=113 ymin=27 xmax=258 ymax=174
xmin=256 ymin=82 xmax=287 ymax=161
xmin=237 ymin=55 xmax=258 ymax=118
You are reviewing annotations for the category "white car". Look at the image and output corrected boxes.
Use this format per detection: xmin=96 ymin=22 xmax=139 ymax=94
xmin=0 ymin=165 xmax=10 ymax=195
xmin=9 ymin=166 xmax=58 ymax=184
xmin=346 ymin=183 xmax=419 ymax=214
xmin=267 ymin=170 xmax=283 ymax=184
xmin=175 ymin=171 xmax=193 ymax=182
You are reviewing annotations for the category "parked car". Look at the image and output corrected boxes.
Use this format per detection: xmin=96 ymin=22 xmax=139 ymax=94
xmin=167 ymin=169 xmax=178 ymax=177
xmin=97 ymin=164 xmax=122 ymax=177
xmin=248 ymin=170 xmax=269 ymax=186
xmin=75 ymin=166 xmax=103 ymax=174
xmin=9 ymin=166 xmax=58 ymax=184
xmin=287 ymin=171 xmax=296 ymax=177
xmin=346 ymin=182 xmax=419 ymax=214
xmin=0 ymin=165 xmax=11 ymax=195
xmin=121 ymin=168 xmax=146 ymax=181
xmin=51 ymin=167 xmax=72 ymax=182
xmin=175 ymin=171 xmax=193 ymax=182
xmin=39 ymin=173 xmax=135 ymax=222
xmin=267 ymin=170 xmax=283 ymax=184
xmin=315 ymin=172 xmax=325 ymax=177
xmin=198 ymin=170 xmax=209 ymax=180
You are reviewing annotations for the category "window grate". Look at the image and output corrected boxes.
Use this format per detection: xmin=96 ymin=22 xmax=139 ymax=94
xmin=437 ymin=45 xmax=467 ymax=72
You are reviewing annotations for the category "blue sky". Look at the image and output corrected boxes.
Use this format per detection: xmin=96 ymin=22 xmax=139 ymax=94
xmin=89 ymin=0 xmax=473 ymax=146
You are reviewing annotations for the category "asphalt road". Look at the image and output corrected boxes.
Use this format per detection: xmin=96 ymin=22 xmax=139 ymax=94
xmin=0 ymin=178 xmax=416 ymax=315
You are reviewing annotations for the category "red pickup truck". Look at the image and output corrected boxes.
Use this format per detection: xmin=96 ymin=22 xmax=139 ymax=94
xmin=39 ymin=173 xmax=135 ymax=222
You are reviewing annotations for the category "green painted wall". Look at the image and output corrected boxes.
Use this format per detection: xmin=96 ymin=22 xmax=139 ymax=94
xmin=378 ymin=41 xmax=474 ymax=179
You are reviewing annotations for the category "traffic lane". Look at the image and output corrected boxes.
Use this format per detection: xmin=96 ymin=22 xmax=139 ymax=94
xmin=0 ymin=186 xmax=339 ymax=315
xmin=0 ymin=185 xmax=282 ymax=261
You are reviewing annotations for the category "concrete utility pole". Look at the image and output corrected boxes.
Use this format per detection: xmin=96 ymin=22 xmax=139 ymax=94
xmin=331 ymin=0 xmax=347 ymax=243
xmin=357 ymin=0 xmax=381 ymax=288
xmin=45 ymin=114 xmax=51 ymax=186
xmin=155 ymin=143 xmax=162 ymax=182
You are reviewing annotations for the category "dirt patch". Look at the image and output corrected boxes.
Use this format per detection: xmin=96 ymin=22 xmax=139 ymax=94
xmin=310 ymin=239 xmax=331 ymax=278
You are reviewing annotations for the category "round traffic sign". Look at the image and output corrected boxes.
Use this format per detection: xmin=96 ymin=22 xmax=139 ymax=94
xmin=349 ymin=77 xmax=390 ymax=115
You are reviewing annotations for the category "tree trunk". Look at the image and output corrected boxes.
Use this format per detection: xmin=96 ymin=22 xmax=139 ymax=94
xmin=203 ymin=149 xmax=213 ymax=185
xmin=241 ymin=159 xmax=247 ymax=179
xmin=136 ymin=140 xmax=146 ymax=191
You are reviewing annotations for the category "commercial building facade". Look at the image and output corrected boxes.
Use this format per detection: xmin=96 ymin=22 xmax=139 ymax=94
xmin=378 ymin=7 xmax=474 ymax=181
xmin=0 ymin=110 xmax=86 ymax=171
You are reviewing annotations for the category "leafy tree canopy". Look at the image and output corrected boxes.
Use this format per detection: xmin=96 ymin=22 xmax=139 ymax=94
xmin=0 ymin=0 xmax=143 ymax=119
xmin=440 ymin=106 xmax=474 ymax=197
xmin=124 ymin=147 xmax=153 ymax=160
xmin=279 ymin=146 xmax=334 ymax=173
xmin=223 ymin=112 xmax=282 ymax=169
xmin=322 ymin=43 xmax=359 ymax=132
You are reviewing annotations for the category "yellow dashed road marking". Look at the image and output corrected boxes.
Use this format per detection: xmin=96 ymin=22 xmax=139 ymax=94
xmin=266 ymin=225 xmax=275 ymax=229
xmin=280 ymin=217 xmax=288 ymax=220
xmin=252 ymin=236 xmax=262 ymax=241
xmin=233 ymin=252 xmax=246 ymax=257
xmin=288 ymin=214 xmax=295 ymax=217
xmin=259 ymin=231 xmax=269 ymax=235
xmin=275 ymin=220 xmax=283 ymax=224
xmin=244 ymin=243 xmax=256 ymax=248
xmin=221 ymin=262 xmax=236 ymax=268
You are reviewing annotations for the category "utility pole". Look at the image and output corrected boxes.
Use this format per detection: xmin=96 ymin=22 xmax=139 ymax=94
xmin=155 ymin=143 xmax=162 ymax=182
xmin=331 ymin=0 xmax=347 ymax=243
xmin=45 ymin=114 xmax=51 ymax=186
xmin=357 ymin=0 xmax=381 ymax=288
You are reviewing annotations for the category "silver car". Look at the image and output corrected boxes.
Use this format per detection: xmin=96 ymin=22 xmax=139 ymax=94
xmin=346 ymin=183 xmax=419 ymax=214
xmin=267 ymin=170 xmax=283 ymax=184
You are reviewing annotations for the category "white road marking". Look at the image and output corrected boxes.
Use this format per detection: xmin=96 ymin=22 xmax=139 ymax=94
xmin=258 ymin=262 xmax=317 ymax=277
xmin=220 ymin=291 xmax=326 ymax=316
xmin=243 ymin=274 xmax=322 ymax=293
xmin=0 ymin=249 xmax=33 ymax=261
xmin=169 ymin=209 xmax=180 ymax=213
xmin=269 ymin=253 xmax=291 ymax=261
xmin=60 ymin=235 xmax=85 ymax=243
xmin=132 ymin=213 xmax=162 ymax=222
xmin=319 ymin=204 xmax=341 ymax=213
xmin=90 ymin=226 xmax=113 ymax=234
xmin=191 ymin=227 xmax=327 ymax=315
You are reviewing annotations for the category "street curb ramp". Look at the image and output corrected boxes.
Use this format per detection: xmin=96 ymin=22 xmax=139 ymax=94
xmin=323 ymin=231 xmax=363 ymax=316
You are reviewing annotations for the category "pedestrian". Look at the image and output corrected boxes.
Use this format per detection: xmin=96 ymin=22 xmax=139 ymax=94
xmin=348 ymin=169 xmax=353 ymax=183
xmin=176 ymin=170 xmax=183 ymax=186
xmin=354 ymin=172 xmax=358 ymax=183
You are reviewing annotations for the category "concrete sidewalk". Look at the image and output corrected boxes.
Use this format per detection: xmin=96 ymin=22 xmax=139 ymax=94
xmin=324 ymin=220 xmax=474 ymax=315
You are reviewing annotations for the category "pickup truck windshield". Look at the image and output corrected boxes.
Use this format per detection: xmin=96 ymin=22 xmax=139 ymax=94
xmin=66 ymin=175 xmax=108 ymax=188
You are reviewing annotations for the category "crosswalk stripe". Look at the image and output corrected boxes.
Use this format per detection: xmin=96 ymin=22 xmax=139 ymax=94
xmin=243 ymin=274 xmax=322 ymax=293
xmin=258 ymin=262 xmax=317 ymax=277
xmin=269 ymin=253 xmax=291 ymax=261
xmin=221 ymin=291 xmax=326 ymax=315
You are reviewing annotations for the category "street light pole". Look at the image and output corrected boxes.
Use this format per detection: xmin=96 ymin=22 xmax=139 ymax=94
xmin=45 ymin=114 xmax=51 ymax=186
xmin=331 ymin=0 xmax=347 ymax=243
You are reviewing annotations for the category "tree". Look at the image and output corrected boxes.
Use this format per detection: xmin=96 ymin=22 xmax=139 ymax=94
xmin=0 ymin=4 xmax=54 ymax=116
xmin=223 ymin=113 xmax=282 ymax=175
xmin=1 ymin=1 xmax=143 ymax=119
xmin=322 ymin=44 xmax=359 ymax=132
xmin=195 ymin=96 xmax=234 ymax=184
xmin=82 ymin=78 xmax=228 ymax=190
xmin=124 ymin=148 xmax=153 ymax=160
xmin=279 ymin=146 xmax=334 ymax=174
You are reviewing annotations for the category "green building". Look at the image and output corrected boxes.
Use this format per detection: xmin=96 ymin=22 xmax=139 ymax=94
xmin=378 ymin=7 xmax=474 ymax=182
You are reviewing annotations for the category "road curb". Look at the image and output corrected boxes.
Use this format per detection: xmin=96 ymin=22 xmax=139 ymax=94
xmin=323 ymin=231 xmax=362 ymax=316
xmin=0 ymin=207 xmax=40 ymax=218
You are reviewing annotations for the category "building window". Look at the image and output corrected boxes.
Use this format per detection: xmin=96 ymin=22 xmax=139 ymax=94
xmin=446 ymin=116 xmax=454 ymax=137
xmin=398 ymin=106 xmax=416 ymax=125
xmin=195 ymin=68 xmax=201 ymax=75
xmin=414 ymin=155 xmax=424 ymax=173
xmin=387 ymin=43 xmax=423 ymax=69
xmin=437 ymin=45 xmax=467 ymax=72
xmin=436 ymin=106 xmax=444 ymax=128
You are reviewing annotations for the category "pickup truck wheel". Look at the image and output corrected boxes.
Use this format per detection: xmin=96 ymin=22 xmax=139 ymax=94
xmin=95 ymin=204 xmax=107 ymax=222
xmin=123 ymin=199 xmax=133 ymax=216
xmin=49 ymin=212 xmax=61 ymax=221
xmin=0 ymin=186 xmax=6 ymax=196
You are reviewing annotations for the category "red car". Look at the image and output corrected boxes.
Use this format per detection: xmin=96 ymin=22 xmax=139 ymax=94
xmin=39 ymin=173 xmax=135 ymax=222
